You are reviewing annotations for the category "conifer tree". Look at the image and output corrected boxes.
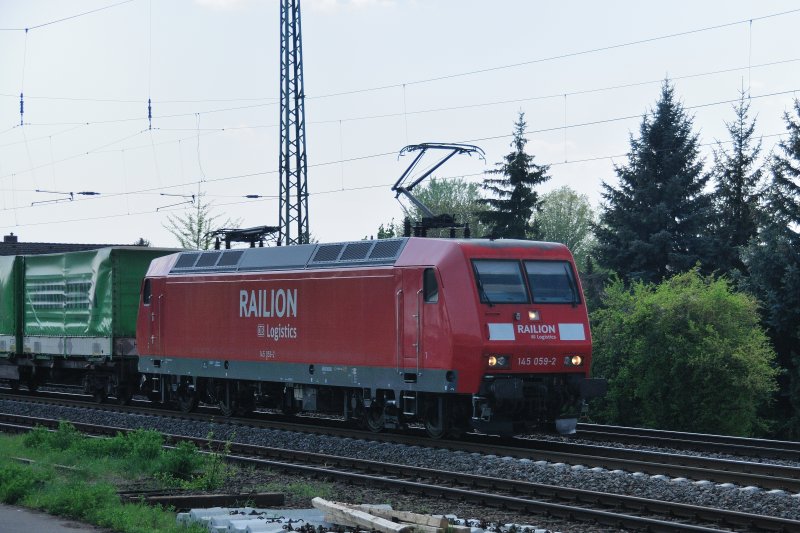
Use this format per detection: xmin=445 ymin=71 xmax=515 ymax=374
xmin=708 ymin=92 xmax=764 ymax=276
xmin=742 ymin=98 xmax=800 ymax=438
xmin=478 ymin=112 xmax=550 ymax=239
xmin=595 ymin=81 xmax=712 ymax=282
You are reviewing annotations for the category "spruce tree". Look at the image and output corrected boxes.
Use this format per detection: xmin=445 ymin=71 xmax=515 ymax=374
xmin=708 ymin=92 xmax=764 ymax=276
xmin=595 ymin=81 xmax=712 ymax=282
xmin=741 ymin=98 xmax=800 ymax=438
xmin=478 ymin=112 xmax=550 ymax=239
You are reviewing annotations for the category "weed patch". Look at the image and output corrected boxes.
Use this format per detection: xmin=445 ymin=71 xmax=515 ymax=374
xmin=1 ymin=422 xmax=211 ymax=533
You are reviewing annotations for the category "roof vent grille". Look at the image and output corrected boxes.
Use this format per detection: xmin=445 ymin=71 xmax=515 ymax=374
xmin=340 ymin=242 xmax=372 ymax=261
xmin=312 ymin=244 xmax=344 ymax=263
xmin=370 ymin=239 xmax=404 ymax=259
xmin=174 ymin=253 xmax=200 ymax=269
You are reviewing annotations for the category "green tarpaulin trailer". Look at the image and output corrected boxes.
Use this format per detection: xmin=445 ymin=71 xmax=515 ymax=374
xmin=0 ymin=247 xmax=178 ymax=397
xmin=0 ymin=256 xmax=22 ymax=359
xmin=21 ymin=247 xmax=171 ymax=358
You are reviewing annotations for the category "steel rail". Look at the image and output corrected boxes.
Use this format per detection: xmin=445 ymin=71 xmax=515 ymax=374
xmin=1 ymin=415 xmax=798 ymax=533
xmin=577 ymin=423 xmax=800 ymax=459
xmin=1 ymin=391 xmax=799 ymax=492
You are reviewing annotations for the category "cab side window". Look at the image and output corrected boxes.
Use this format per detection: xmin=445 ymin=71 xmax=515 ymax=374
xmin=142 ymin=279 xmax=152 ymax=306
xmin=423 ymin=268 xmax=439 ymax=303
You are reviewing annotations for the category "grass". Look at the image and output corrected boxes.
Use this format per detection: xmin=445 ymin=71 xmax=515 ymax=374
xmin=0 ymin=421 xmax=234 ymax=533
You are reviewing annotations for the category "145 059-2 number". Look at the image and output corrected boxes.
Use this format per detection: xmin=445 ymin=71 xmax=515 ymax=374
xmin=517 ymin=356 xmax=557 ymax=366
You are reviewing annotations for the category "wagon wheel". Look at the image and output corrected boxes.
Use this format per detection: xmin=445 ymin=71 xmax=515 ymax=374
xmin=363 ymin=401 xmax=385 ymax=433
xmin=26 ymin=379 xmax=39 ymax=393
xmin=9 ymin=380 xmax=19 ymax=392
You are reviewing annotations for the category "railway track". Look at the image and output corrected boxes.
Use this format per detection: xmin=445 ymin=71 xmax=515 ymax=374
xmin=1 ymin=413 xmax=798 ymax=533
xmin=576 ymin=423 xmax=800 ymax=460
xmin=2 ymin=390 xmax=799 ymax=493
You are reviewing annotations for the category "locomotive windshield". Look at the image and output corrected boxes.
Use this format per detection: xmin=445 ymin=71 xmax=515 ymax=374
xmin=524 ymin=260 xmax=579 ymax=304
xmin=472 ymin=260 xmax=528 ymax=303
xmin=473 ymin=259 xmax=580 ymax=304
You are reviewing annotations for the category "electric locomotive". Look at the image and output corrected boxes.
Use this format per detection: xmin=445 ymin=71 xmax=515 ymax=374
xmin=136 ymin=236 xmax=606 ymax=436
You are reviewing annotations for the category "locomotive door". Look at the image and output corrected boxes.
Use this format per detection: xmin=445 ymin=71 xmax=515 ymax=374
xmin=142 ymin=278 xmax=163 ymax=354
xmin=398 ymin=267 xmax=441 ymax=377
xmin=398 ymin=269 xmax=422 ymax=376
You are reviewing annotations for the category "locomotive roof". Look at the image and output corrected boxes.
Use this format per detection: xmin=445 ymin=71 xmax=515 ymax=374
xmin=167 ymin=238 xmax=409 ymax=275
xmin=164 ymin=237 xmax=571 ymax=276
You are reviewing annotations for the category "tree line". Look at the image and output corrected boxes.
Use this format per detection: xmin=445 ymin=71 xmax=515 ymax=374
xmin=385 ymin=80 xmax=800 ymax=438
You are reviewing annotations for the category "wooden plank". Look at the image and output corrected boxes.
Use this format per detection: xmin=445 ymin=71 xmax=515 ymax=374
xmin=121 ymin=492 xmax=284 ymax=511
xmin=325 ymin=513 xmax=359 ymax=528
xmin=355 ymin=506 xmax=449 ymax=529
xmin=312 ymin=498 xmax=413 ymax=533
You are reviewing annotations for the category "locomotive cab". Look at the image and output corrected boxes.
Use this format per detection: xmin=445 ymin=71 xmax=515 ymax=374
xmin=464 ymin=247 xmax=606 ymax=435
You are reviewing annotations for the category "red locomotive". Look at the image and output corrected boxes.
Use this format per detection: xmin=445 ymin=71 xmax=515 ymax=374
xmin=137 ymin=236 xmax=606 ymax=437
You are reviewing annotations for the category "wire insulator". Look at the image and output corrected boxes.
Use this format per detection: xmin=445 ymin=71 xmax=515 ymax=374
xmin=19 ymin=93 xmax=24 ymax=126
xmin=147 ymin=97 xmax=152 ymax=130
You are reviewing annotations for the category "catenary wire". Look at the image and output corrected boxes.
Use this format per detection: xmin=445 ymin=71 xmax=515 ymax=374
xmin=0 ymin=0 xmax=134 ymax=31
xmin=1 ymin=87 xmax=796 ymax=183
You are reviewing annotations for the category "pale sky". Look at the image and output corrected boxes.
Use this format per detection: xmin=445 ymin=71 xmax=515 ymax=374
xmin=1 ymin=0 xmax=799 ymax=247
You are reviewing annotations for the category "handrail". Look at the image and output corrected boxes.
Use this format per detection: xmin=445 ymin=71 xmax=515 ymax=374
xmin=395 ymin=289 xmax=403 ymax=373
xmin=415 ymin=289 xmax=422 ymax=375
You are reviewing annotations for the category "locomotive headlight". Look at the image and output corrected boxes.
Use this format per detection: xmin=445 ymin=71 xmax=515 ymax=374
xmin=528 ymin=310 xmax=540 ymax=321
xmin=487 ymin=355 xmax=510 ymax=369
xmin=564 ymin=355 xmax=584 ymax=366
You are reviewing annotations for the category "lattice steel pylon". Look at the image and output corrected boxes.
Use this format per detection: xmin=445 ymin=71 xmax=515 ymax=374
xmin=278 ymin=0 xmax=309 ymax=245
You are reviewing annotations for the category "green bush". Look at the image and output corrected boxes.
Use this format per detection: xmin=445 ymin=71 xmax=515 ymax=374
xmin=27 ymin=480 xmax=118 ymax=521
xmin=23 ymin=422 xmax=81 ymax=451
xmin=0 ymin=462 xmax=51 ymax=504
xmin=590 ymin=269 xmax=779 ymax=436
xmin=127 ymin=430 xmax=164 ymax=462
xmin=158 ymin=441 xmax=202 ymax=480
xmin=22 ymin=426 xmax=51 ymax=449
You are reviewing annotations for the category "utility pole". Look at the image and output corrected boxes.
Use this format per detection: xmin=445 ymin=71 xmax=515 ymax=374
xmin=278 ymin=0 xmax=309 ymax=245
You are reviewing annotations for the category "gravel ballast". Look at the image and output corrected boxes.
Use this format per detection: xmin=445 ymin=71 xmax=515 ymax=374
xmin=2 ymin=399 xmax=797 ymax=532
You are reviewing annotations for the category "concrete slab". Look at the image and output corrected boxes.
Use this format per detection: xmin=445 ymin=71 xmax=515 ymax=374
xmin=0 ymin=504 xmax=108 ymax=532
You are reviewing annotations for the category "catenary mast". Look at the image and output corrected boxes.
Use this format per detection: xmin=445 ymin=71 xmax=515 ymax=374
xmin=278 ymin=0 xmax=309 ymax=245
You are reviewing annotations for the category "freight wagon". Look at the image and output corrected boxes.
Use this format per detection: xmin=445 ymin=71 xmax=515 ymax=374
xmin=0 ymin=247 xmax=177 ymax=402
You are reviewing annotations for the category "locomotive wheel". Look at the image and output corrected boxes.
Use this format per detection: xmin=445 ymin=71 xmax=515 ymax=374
xmin=218 ymin=398 xmax=237 ymax=417
xmin=364 ymin=401 xmax=385 ymax=432
xmin=177 ymin=387 xmax=199 ymax=413
xmin=93 ymin=389 xmax=107 ymax=404
xmin=116 ymin=385 xmax=133 ymax=406
xmin=216 ymin=382 xmax=238 ymax=417
xmin=235 ymin=391 xmax=255 ymax=416
xmin=424 ymin=398 xmax=449 ymax=439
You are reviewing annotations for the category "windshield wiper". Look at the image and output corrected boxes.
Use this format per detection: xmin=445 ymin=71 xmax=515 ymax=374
xmin=564 ymin=264 xmax=579 ymax=307
xmin=476 ymin=278 xmax=494 ymax=307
